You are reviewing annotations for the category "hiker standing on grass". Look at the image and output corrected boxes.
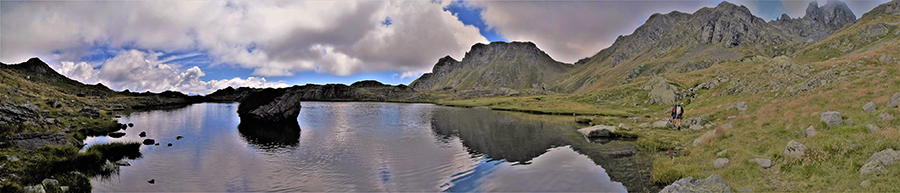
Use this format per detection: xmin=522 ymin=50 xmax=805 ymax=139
xmin=672 ymin=103 xmax=684 ymax=129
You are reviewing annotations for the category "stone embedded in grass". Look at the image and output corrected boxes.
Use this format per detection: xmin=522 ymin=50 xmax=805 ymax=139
xmin=714 ymin=158 xmax=729 ymax=169
xmin=863 ymin=102 xmax=877 ymax=113
xmin=783 ymin=140 xmax=806 ymax=158
xmin=659 ymin=174 xmax=733 ymax=193
xmin=690 ymin=125 xmax=703 ymax=130
xmin=618 ymin=123 xmax=629 ymax=131
xmin=820 ymin=111 xmax=842 ymax=127
xmin=861 ymin=180 xmax=871 ymax=187
xmin=859 ymin=149 xmax=900 ymax=175
xmin=866 ymin=124 xmax=880 ymax=132
xmin=725 ymin=122 xmax=733 ymax=129
xmin=803 ymin=126 xmax=816 ymax=137
xmin=736 ymin=102 xmax=748 ymax=111
xmin=887 ymin=93 xmax=900 ymax=108
xmin=653 ymin=119 xmax=671 ymax=129
xmin=877 ymin=112 xmax=895 ymax=121
xmin=749 ymin=158 xmax=772 ymax=169
xmin=693 ymin=130 xmax=717 ymax=147
xmin=716 ymin=149 xmax=728 ymax=157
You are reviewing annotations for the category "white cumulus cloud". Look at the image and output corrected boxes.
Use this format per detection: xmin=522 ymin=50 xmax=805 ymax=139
xmin=51 ymin=50 xmax=288 ymax=95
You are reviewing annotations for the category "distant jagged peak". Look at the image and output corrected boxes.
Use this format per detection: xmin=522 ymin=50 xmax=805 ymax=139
xmin=437 ymin=55 xmax=458 ymax=64
xmin=463 ymin=41 xmax=557 ymax=64
xmin=803 ymin=0 xmax=856 ymax=24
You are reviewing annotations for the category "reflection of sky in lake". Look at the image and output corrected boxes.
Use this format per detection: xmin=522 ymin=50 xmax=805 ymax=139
xmin=87 ymin=102 xmax=626 ymax=192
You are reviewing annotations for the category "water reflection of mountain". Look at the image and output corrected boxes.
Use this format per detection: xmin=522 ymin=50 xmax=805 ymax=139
xmin=430 ymin=107 xmax=661 ymax=192
xmin=237 ymin=122 xmax=301 ymax=149
xmin=431 ymin=108 xmax=576 ymax=163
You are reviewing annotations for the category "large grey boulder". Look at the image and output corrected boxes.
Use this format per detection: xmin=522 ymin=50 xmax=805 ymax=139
xmin=577 ymin=125 xmax=617 ymax=138
xmin=859 ymin=149 xmax=900 ymax=175
xmin=783 ymin=140 xmax=807 ymax=158
xmin=653 ymin=119 xmax=672 ymax=128
xmin=237 ymin=88 xmax=303 ymax=124
xmin=6 ymin=132 xmax=73 ymax=149
xmin=659 ymin=174 xmax=733 ymax=193
xmin=877 ymin=112 xmax=895 ymax=121
xmin=887 ymin=93 xmax=900 ymax=108
xmin=820 ymin=111 xmax=842 ymax=127
xmin=693 ymin=130 xmax=717 ymax=146
xmin=684 ymin=114 xmax=709 ymax=128
xmin=749 ymin=158 xmax=772 ymax=169
xmin=642 ymin=76 xmax=677 ymax=105
xmin=863 ymin=102 xmax=877 ymax=113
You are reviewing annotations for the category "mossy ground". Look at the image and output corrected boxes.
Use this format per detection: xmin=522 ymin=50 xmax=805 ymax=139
xmin=0 ymin=142 xmax=142 ymax=192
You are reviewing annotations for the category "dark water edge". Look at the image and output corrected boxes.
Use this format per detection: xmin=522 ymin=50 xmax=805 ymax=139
xmin=84 ymin=102 xmax=659 ymax=192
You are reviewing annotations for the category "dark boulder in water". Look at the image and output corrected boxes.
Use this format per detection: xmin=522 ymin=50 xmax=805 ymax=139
xmin=236 ymin=88 xmax=302 ymax=124
xmin=108 ymin=132 xmax=126 ymax=138
xmin=139 ymin=131 xmax=146 ymax=138
xmin=142 ymin=139 xmax=155 ymax=145
xmin=238 ymin=122 xmax=301 ymax=147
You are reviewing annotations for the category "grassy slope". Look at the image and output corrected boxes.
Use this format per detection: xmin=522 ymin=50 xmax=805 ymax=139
xmin=428 ymin=2 xmax=900 ymax=191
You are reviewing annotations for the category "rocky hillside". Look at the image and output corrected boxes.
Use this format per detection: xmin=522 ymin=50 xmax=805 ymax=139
xmin=409 ymin=42 xmax=575 ymax=94
xmin=552 ymin=1 xmax=857 ymax=94
xmin=207 ymin=80 xmax=425 ymax=103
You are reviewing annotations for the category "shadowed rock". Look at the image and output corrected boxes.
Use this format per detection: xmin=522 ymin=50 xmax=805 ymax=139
xmin=237 ymin=122 xmax=301 ymax=146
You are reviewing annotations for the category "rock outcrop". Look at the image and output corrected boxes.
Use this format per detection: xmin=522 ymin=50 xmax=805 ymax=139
xmin=0 ymin=102 xmax=44 ymax=126
xmin=642 ymin=76 xmax=678 ymax=105
xmin=888 ymin=93 xmax=900 ymax=108
xmin=659 ymin=174 xmax=733 ymax=193
xmin=578 ymin=125 xmax=617 ymax=138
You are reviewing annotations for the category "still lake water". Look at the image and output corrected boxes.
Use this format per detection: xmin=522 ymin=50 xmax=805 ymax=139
xmin=85 ymin=102 xmax=656 ymax=192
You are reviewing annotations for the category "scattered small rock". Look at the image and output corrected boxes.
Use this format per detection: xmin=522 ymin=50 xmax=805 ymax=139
xmin=714 ymin=158 xmax=729 ymax=169
xmin=725 ymin=122 xmax=733 ymax=129
xmin=42 ymin=179 xmax=59 ymax=191
xmin=139 ymin=131 xmax=147 ymax=138
xmin=148 ymin=179 xmax=155 ymax=184
xmin=128 ymin=123 xmax=134 ymax=127
xmin=78 ymin=107 xmax=100 ymax=118
xmin=845 ymin=120 xmax=853 ymax=126
xmin=659 ymin=174 xmax=733 ymax=193
xmin=727 ymin=116 xmax=736 ymax=119
xmin=690 ymin=125 xmax=703 ymax=130
xmin=154 ymin=143 xmax=160 ymax=146
xmin=866 ymin=124 xmax=880 ymax=132
xmin=142 ymin=139 xmax=155 ymax=145
xmin=749 ymin=158 xmax=772 ymax=169
xmin=736 ymin=102 xmax=748 ymax=111
xmin=618 ymin=123 xmax=629 ymax=131
xmin=863 ymin=102 xmax=877 ymax=113
xmin=803 ymin=126 xmax=816 ymax=137
xmin=783 ymin=140 xmax=806 ymax=158
xmin=176 ymin=136 xmax=184 ymax=140
xmin=653 ymin=119 xmax=671 ymax=129
xmin=861 ymin=180 xmax=871 ymax=187
xmin=820 ymin=111 xmax=842 ymax=127
xmin=877 ymin=112 xmax=895 ymax=121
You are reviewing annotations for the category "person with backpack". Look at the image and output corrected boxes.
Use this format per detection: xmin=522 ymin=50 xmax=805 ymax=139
xmin=672 ymin=103 xmax=684 ymax=129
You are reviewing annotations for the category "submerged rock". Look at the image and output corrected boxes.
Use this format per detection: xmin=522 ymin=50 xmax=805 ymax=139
xmin=237 ymin=88 xmax=303 ymax=124
xmin=142 ymin=139 xmax=155 ymax=145
xmin=659 ymin=174 xmax=733 ymax=193
xmin=108 ymin=132 xmax=126 ymax=138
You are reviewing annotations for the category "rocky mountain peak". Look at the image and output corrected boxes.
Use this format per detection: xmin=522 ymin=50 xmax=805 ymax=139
xmin=462 ymin=41 xmax=554 ymax=66
xmin=804 ymin=0 xmax=856 ymax=28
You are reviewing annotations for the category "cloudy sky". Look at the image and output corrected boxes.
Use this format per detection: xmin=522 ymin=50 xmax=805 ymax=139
xmin=0 ymin=0 xmax=888 ymax=94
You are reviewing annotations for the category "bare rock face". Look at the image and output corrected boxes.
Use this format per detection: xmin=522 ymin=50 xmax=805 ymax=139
xmin=237 ymin=88 xmax=302 ymax=124
xmin=642 ymin=76 xmax=678 ymax=105
xmin=0 ymin=102 xmax=43 ymax=126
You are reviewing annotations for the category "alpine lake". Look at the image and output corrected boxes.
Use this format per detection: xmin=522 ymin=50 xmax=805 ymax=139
xmin=84 ymin=102 xmax=659 ymax=192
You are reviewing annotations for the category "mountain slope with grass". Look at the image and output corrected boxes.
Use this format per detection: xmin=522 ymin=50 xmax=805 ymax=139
xmin=426 ymin=0 xmax=899 ymax=191
xmin=409 ymin=41 xmax=575 ymax=95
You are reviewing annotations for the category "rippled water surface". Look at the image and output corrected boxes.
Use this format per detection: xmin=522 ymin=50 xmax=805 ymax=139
xmin=86 ymin=102 xmax=653 ymax=192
